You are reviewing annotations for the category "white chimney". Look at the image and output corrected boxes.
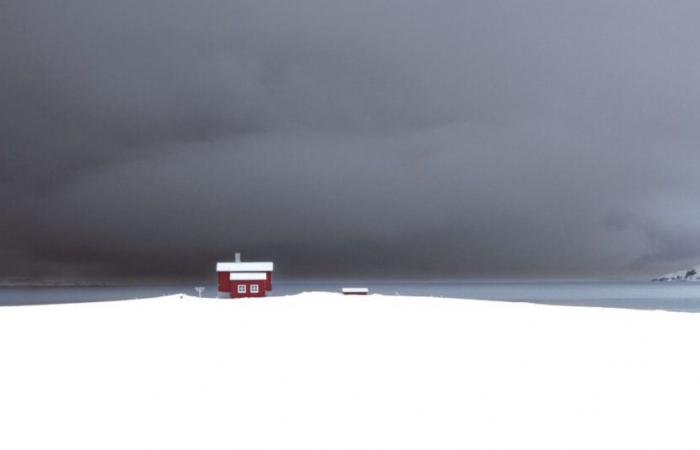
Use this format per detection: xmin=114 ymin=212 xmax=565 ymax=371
xmin=235 ymin=252 xmax=241 ymax=263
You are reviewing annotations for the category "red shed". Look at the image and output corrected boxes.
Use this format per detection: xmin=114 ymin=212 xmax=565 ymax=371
xmin=217 ymin=253 xmax=274 ymax=298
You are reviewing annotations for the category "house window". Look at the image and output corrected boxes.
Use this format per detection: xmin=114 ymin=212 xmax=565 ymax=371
xmin=251 ymin=284 xmax=259 ymax=294
xmin=237 ymin=284 xmax=246 ymax=294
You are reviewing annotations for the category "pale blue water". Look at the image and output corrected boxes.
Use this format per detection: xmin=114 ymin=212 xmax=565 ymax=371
xmin=2 ymin=281 xmax=700 ymax=312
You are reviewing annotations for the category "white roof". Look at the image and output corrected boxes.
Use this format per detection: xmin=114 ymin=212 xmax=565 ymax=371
xmin=342 ymin=287 xmax=369 ymax=294
xmin=217 ymin=262 xmax=274 ymax=272
xmin=229 ymin=272 xmax=268 ymax=281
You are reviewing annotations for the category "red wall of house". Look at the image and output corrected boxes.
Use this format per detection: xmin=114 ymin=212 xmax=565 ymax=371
xmin=219 ymin=271 xmax=272 ymax=293
xmin=230 ymin=280 xmax=266 ymax=298
xmin=217 ymin=272 xmax=272 ymax=297
xmin=217 ymin=272 xmax=230 ymax=292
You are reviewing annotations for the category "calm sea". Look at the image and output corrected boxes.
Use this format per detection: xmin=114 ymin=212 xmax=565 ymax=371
xmin=2 ymin=281 xmax=700 ymax=312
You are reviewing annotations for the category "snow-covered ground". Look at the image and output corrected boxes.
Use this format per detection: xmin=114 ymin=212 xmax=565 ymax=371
xmin=1 ymin=292 xmax=699 ymax=450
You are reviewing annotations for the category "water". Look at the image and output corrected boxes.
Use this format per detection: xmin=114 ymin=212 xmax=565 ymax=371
xmin=2 ymin=281 xmax=700 ymax=312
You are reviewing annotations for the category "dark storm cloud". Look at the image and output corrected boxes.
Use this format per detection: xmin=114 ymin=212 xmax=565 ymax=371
xmin=3 ymin=1 xmax=700 ymax=281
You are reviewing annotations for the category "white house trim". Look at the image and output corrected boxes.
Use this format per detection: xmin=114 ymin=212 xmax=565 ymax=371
xmin=230 ymin=272 xmax=268 ymax=281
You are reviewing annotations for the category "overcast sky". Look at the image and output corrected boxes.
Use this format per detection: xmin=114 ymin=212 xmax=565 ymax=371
xmin=2 ymin=1 xmax=700 ymax=281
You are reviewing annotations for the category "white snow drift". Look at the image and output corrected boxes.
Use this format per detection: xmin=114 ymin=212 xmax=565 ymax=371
xmin=1 ymin=293 xmax=699 ymax=450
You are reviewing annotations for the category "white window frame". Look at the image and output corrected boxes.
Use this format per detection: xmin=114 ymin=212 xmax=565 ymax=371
xmin=237 ymin=284 xmax=246 ymax=294
xmin=250 ymin=284 xmax=259 ymax=294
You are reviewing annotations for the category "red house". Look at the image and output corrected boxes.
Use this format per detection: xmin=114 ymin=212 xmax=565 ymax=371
xmin=217 ymin=253 xmax=274 ymax=298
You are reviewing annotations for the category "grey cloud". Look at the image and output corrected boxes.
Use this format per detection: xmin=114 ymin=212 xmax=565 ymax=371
xmin=2 ymin=1 xmax=700 ymax=281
